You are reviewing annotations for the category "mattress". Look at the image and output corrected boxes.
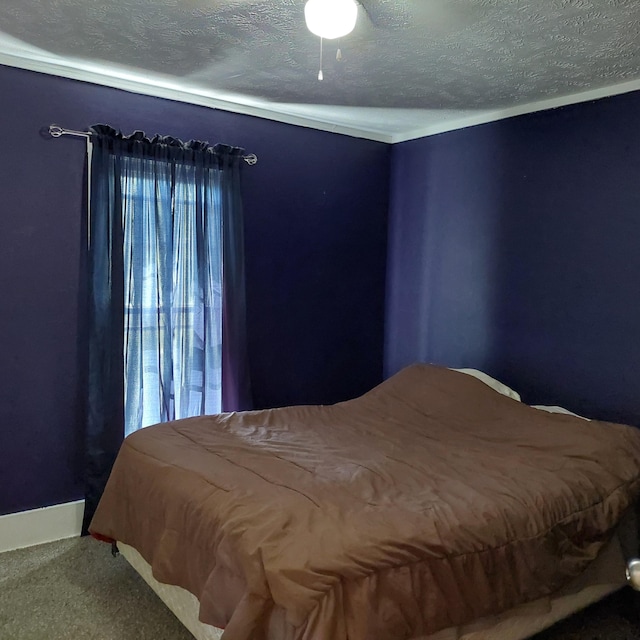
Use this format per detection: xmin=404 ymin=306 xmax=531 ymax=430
xmin=91 ymin=364 xmax=640 ymax=640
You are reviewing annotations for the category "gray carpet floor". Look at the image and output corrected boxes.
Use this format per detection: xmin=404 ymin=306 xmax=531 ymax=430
xmin=0 ymin=537 xmax=192 ymax=640
xmin=1 ymin=537 xmax=640 ymax=640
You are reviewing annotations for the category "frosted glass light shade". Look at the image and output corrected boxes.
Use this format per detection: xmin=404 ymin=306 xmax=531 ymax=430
xmin=304 ymin=0 xmax=358 ymax=40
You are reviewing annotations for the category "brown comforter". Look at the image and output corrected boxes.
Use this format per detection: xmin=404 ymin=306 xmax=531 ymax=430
xmin=90 ymin=364 xmax=640 ymax=640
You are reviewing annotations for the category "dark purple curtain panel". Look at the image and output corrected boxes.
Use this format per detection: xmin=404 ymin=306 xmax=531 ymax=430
xmin=221 ymin=148 xmax=252 ymax=412
xmin=84 ymin=128 xmax=125 ymax=534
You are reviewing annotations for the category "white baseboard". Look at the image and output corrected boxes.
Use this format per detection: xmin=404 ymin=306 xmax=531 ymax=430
xmin=0 ymin=500 xmax=85 ymax=553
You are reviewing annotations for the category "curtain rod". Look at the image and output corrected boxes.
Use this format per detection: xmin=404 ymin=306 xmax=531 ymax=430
xmin=47 ymin=124 xmax=258 ymax=165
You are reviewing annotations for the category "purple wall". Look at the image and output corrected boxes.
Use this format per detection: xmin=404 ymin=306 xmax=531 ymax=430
xmin=0 ymin=64 xmax=390 ymax=515
xmin=386 ymin=91 xmax=640 ymax=427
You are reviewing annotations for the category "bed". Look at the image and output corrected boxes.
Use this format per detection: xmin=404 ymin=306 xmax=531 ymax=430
xmin=90 ymin=364 xmax=640 ymax=640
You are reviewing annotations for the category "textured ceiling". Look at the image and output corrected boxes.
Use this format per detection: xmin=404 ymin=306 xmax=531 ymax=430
xmin=1 ymin=0 xmax=639 ymax=141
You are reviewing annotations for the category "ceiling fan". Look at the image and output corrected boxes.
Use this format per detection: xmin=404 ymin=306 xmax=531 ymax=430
xmin=303 ymin=0 xmax=470 ymax=40
xmin=303 ymin=0 xmax=473 ymax=79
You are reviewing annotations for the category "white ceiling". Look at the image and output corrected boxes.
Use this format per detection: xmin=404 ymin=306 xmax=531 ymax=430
xmin=1 ymin=0 xmax=639 ymax=143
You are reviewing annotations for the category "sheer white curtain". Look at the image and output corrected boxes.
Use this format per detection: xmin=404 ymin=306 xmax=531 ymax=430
xmin=121 ymin=156 xmax=223 ymax=435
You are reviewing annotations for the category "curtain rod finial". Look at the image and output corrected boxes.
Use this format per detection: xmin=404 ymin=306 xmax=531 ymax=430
xmin=49 ymin=124 xmax=64 ymax=138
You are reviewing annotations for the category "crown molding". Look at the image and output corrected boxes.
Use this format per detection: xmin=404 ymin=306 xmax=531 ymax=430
xmin=391 ymin=78 xmax=640 ymax=144
xmin=2 ymin=47 xmax=639 ymax=145
xmin=0 ymin=49 xmax=394 ymax=143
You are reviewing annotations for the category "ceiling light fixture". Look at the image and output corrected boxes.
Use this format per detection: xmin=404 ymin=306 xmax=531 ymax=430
xmin=305 ymin=0 xmax=358 ymax=81
xmin=304 ymin=0 xmax=358 ymax=40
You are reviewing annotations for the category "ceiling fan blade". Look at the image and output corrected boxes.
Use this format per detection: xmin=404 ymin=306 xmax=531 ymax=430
xmin=357 ymin=0 xmax=401 ymax=29
xmin=358 ymin=0 xmax=483 ymax=33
